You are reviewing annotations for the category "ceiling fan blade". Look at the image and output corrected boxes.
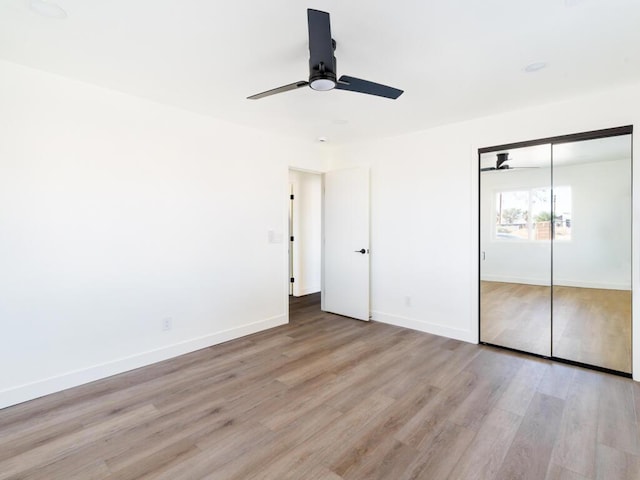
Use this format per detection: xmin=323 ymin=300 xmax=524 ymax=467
xmin=247 ymin=81 xmax=309 ymax=100
xmin=336 ymin=75 xmax=403 ymax=99
xmin=307 ymin=9 xmax=335 ymax=74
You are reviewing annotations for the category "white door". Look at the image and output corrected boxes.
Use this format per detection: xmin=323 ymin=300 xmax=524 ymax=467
xmin=322 ymin=167 xmax=370 ymax=321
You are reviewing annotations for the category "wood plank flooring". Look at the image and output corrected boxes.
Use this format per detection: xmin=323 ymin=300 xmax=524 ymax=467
xmin=553 ymin=286 xmax=632 ymax=373
xmin=480 ymin=281 xmax=632 ymax=373
xmin=1 ymin=293 xmax=639 ymax=479
xmin=480 ymin=281 xmax=551 ymax=356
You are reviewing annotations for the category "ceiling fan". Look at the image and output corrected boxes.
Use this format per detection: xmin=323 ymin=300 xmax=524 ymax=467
xmin=247 ymin=9 xmax=404 ymax=100
xmin=481 ymin=153 xmax=512 ymax=172
xmin=480 ymin=153 xmax=540 ymax=172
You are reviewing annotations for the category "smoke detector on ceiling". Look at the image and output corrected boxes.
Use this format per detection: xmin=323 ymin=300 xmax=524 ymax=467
xmin=29 ymin=1 xmax=68 ymax=19
xmin=524 ymin=62 xmax=547 ymax=73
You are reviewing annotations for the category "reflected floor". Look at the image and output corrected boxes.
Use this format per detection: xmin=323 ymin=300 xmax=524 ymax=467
xmin=481 ymin=281 xmax=551 ymax=357
xmin=481 ymin=281 xmax=632 ymax=373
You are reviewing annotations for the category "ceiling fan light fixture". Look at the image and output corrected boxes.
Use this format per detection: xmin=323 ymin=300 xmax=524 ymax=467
xmin=310 ymin=78 xmax=336 ymax=91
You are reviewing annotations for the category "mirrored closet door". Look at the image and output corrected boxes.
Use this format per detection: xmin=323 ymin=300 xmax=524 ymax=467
xmin=479 ymin=127 xmax=632 ymax=375
xmin=551 ymin=134 xmax=632 ymax=373
xmin=479 ymin=144 xmax=552 ymax=356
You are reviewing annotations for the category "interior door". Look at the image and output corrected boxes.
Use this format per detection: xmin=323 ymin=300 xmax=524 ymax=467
xmin=322 ymin=167 xmax=370 ymax=321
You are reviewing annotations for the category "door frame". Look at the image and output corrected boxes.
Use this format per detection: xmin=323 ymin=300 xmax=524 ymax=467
xmin=285 ymin=167 xmax=324 ymax=316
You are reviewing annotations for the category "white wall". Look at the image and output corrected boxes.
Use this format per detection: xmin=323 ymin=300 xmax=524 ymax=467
xmin=332 ymin=82 xmax=640 ymax=381
xmin=0 ymin=60 xmax=326 ymax=408
xmin=480 ymin=158 xmax=632 ymax=290
xmin=289 ymin=170 xmax=322 ymax=296
xmin=554 ymin=159 xmax=632 ymax=289
xmin=3 ymin=59 xmax=639 ymax=410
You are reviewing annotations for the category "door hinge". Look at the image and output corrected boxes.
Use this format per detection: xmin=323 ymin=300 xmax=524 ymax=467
xmin=290 ymin=277 xmax=295 ymax=283
xmin=290 ymin=236 xmax=294 ymax=242
xmin=290 ymin=194 xmax=294 ymax=200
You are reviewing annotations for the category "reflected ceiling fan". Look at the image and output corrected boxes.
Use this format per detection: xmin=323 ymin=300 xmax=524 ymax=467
xmin=480 ymin=153 xmax=540 ymax=172
xmin=247 ymin=9 xmax=404 ymax=100
xmin=481 ymin=153 xmax=511 ymax=172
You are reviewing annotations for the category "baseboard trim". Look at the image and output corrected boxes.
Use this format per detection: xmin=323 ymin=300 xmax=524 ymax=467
xmin=480 ymin=275 xmax=630 ymax=290
xmin=480 ymin=275 xmax=550 ymax=286
xmin=372 ymin=311 xmax=475 ymax=343
xmin=0 ymin=314 xmax=287 ymax=410
xmin=551 ymin=279 xmax=631 ymax=290
xmin=293 ymin=286 xmax=321 ymax=297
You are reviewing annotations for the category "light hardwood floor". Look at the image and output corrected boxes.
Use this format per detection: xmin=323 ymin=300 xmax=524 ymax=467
xmin=481 ymin=281 xmax=632 ymax=373
xmin=480 ymin=281 xmax=552 ymax=357
xmin=1 ymin=293 xmax=639 ymax=479
xmin=553 ymin=285 xmax=632 ymax=373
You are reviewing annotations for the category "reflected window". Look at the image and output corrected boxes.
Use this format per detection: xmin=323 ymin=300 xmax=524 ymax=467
xmin=553 ymin=186 xmax=572 ymax=241
xmin=531 ymin=187 xmax=552 ymax=240
xmin=495 ymin=186 xmax=569 ymax=241
xmin=495 ymin=190 xmax=529 ymax=240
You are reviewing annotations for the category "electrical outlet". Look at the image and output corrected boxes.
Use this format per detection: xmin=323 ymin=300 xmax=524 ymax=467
xmin=162 ymin=317 xmax=172 ymax=331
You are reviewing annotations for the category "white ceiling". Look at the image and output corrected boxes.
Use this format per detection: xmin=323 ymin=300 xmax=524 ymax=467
xmin=1 ymin=0 xmax=640 ymax=145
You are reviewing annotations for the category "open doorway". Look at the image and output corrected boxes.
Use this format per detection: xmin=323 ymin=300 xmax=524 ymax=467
xmin=288 ymin=169 xmax=322 ymax=298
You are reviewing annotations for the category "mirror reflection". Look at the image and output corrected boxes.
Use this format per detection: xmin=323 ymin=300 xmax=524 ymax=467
xmin=480 ymin=144 xmax=552 ymax=356
xmin=552 ymin=135 xmax=632 ymax=373
xmin=479 ymin=132 xmax=632 ymax=374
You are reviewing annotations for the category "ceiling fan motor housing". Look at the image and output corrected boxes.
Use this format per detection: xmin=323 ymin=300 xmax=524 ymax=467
xmin=309 ymin=41 xmax=337 ymax=91
xmin=496 ymin=152 xmax=510 ymax=169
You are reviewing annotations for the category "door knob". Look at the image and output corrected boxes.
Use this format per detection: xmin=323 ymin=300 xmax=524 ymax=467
xmin=354 ymin=248 xmax=367 ymax=254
